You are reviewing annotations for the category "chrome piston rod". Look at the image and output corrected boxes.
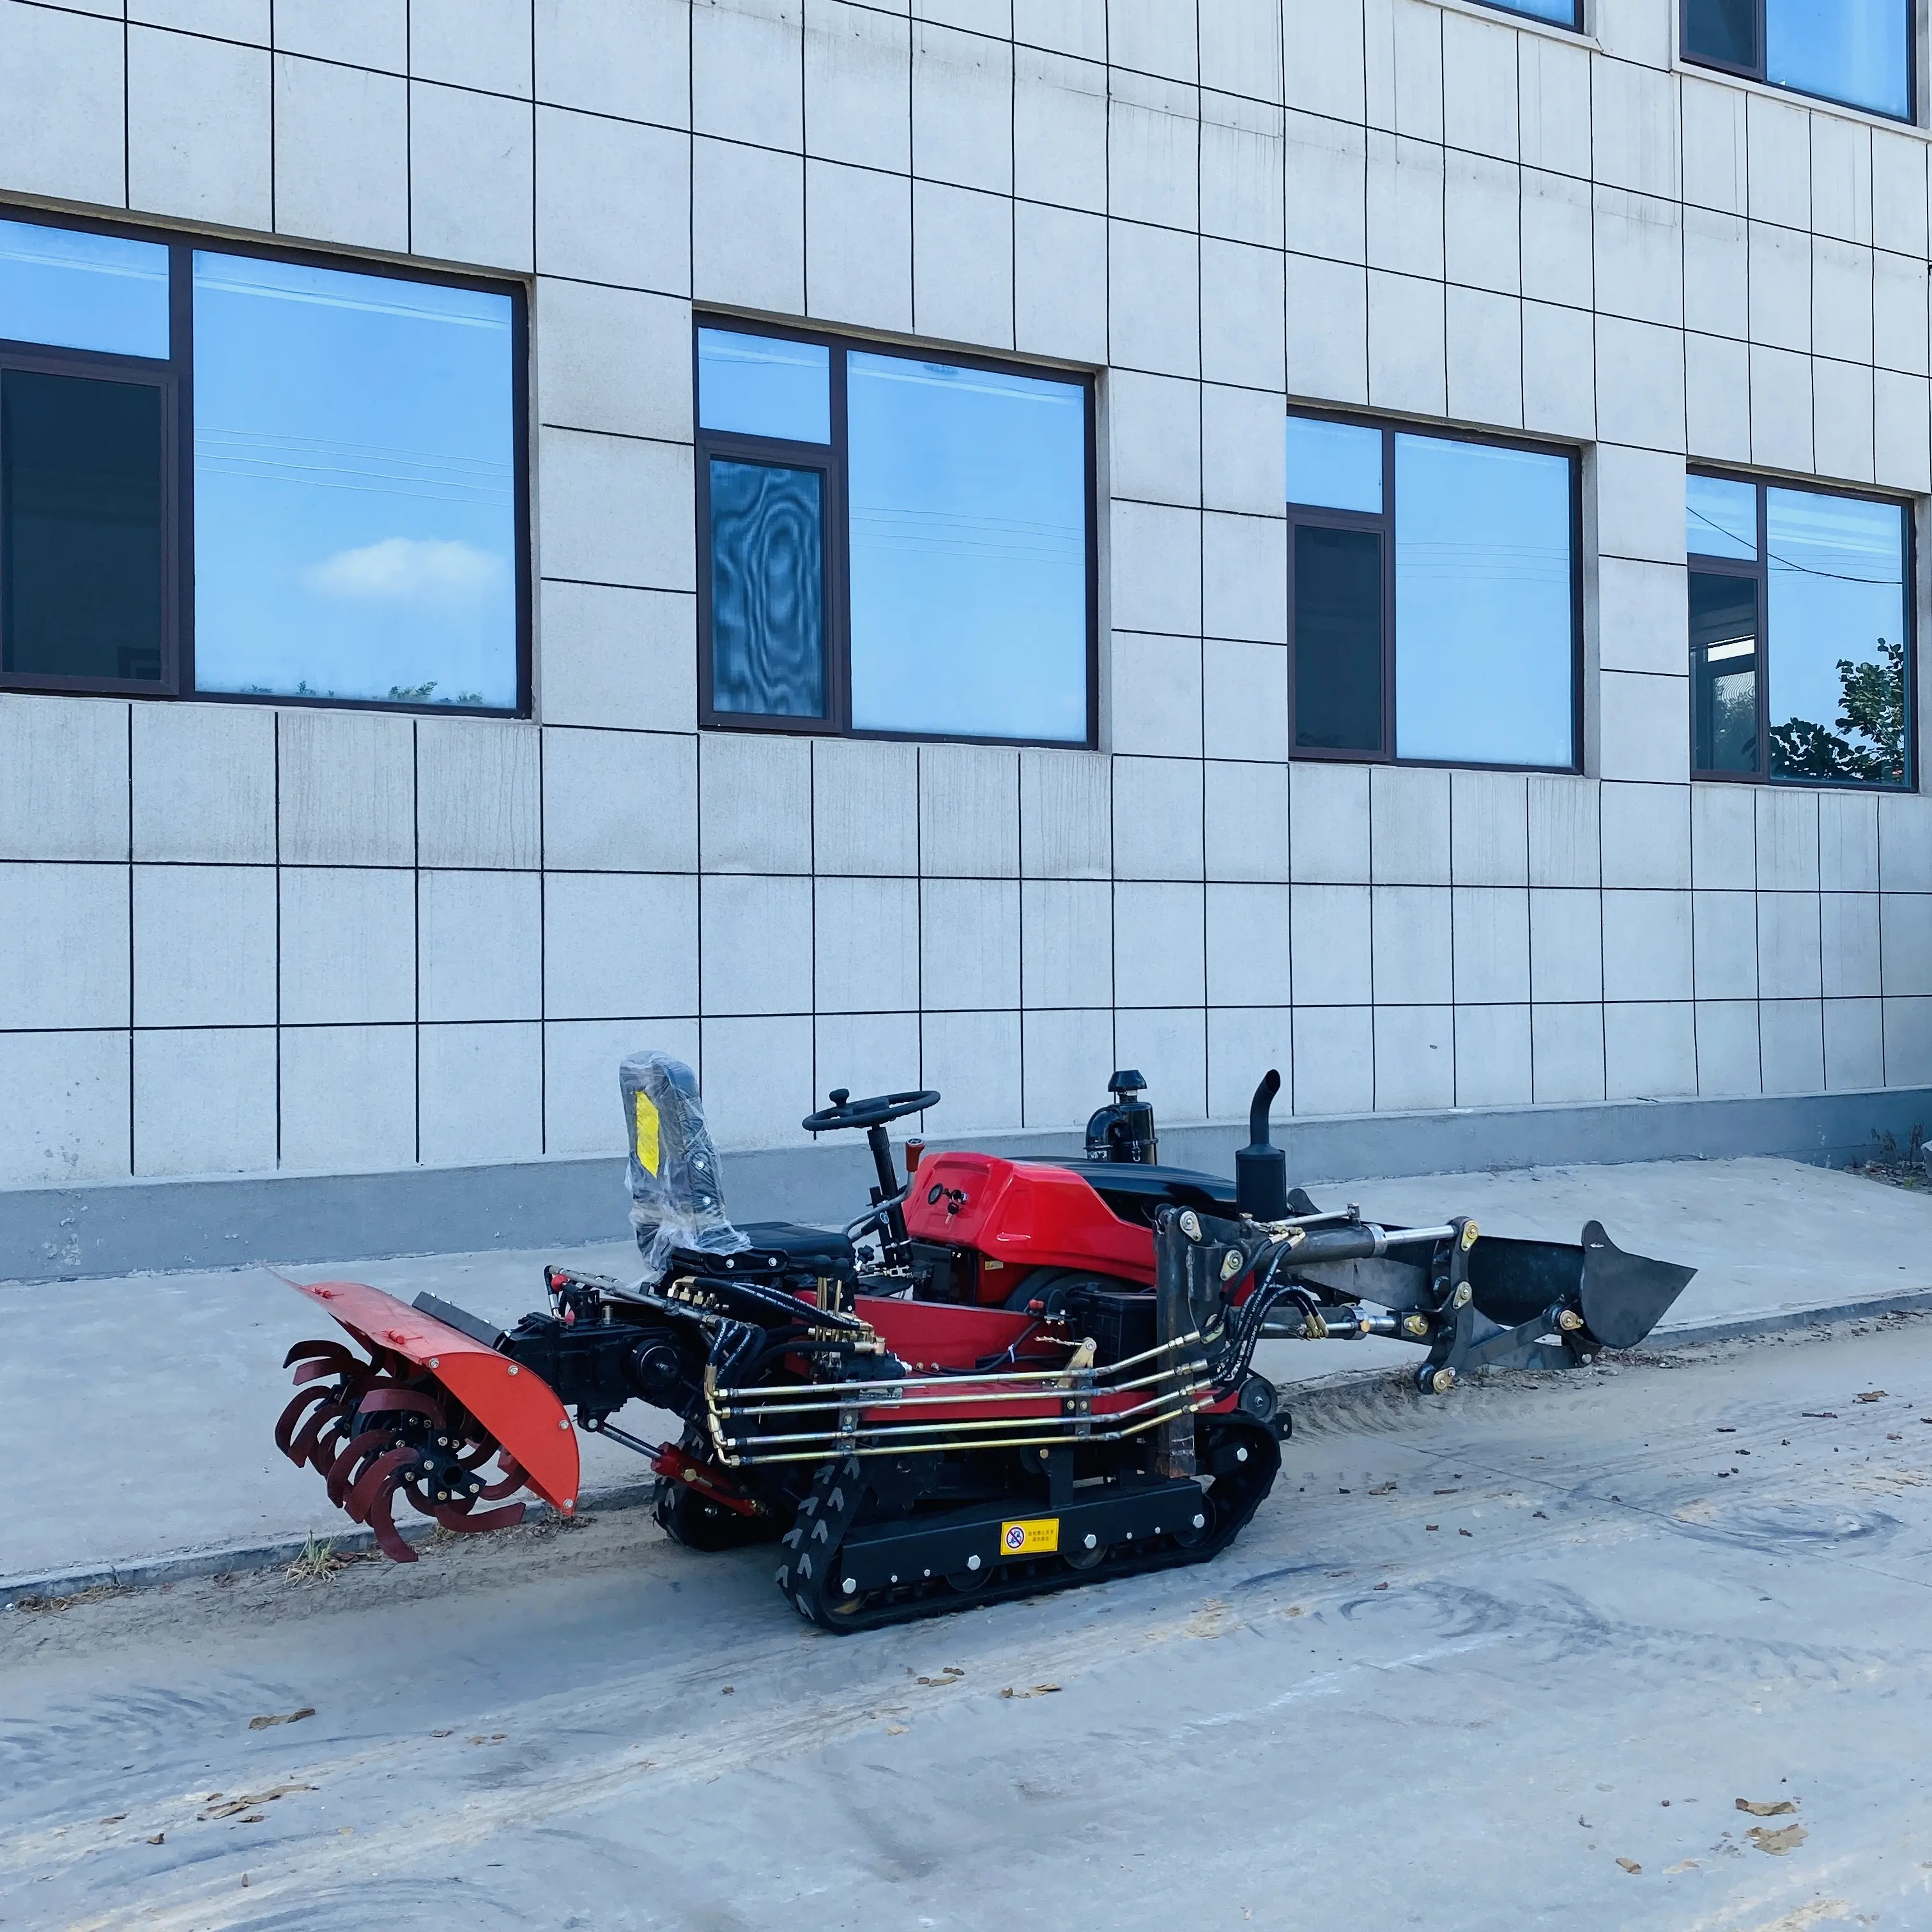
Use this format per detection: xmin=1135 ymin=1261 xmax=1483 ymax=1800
xmin=1261 ymin=1221 xmax=1464 ymax=1262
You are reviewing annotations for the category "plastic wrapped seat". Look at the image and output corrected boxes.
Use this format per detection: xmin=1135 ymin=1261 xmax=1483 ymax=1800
xmin=620 ymin=1051 xmax=750 ymax=1282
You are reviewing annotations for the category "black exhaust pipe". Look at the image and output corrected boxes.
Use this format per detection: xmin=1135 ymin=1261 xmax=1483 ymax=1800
xmin=1235 ymin=1070 xmax=1287 ymax=1220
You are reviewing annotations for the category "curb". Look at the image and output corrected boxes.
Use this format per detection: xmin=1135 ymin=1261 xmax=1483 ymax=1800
xmin=1650 ymin=1285 xmax=1932 ymax=1348
xmin=7 ymin=1292 xmax=1929 ymax=1611
xmin=0 ymin=1481 xmax=659 ymax=1611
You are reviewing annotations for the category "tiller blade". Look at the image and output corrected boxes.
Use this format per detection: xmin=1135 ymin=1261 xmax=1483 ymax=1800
xmin=273 ymin=1278 xmax=578 ymax=1562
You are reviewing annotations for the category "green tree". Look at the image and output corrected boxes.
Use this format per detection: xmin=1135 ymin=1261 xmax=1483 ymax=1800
xmin=1768 ymin=636 xmax=1906 ymax=785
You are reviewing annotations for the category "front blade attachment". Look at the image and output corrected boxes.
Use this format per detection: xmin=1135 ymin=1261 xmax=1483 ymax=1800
xmin=1577 ymin=1219 xmax=1696 ymax=1350
xmin=270 ymin=1276 xmax=579 ymax=1562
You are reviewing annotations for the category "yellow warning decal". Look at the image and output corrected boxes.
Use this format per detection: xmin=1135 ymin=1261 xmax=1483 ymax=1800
xmin=999 ymin=1517 xmax=1059 ymax=1557
xmin=633 ymin=1091 xmax=661 ymax=1176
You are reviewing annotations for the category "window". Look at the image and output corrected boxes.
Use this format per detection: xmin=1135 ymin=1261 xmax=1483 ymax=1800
xmin=696 ymin=321 xmax=1094 ymax=746
xmin=1682 ymin=0 xmax=1912 ymax=121
xmin=0 ymin=206 xmax=526 ymax=712
xmin=0 ymin=217 xmax=172 ymax=691
xmin=1476 ymin=0 xmax=1583 ymax=30
xmin=1688 ymin=472 xmax=1912 ymax=789
xmin=1285 ymin=412 xmax=1579 ymax=770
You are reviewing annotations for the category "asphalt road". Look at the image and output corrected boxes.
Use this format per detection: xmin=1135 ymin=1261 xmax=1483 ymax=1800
xmin=4 ymin=1319 xmax=1930 ymax=1931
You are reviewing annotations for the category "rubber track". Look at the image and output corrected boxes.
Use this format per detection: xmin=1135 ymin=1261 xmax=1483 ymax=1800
xmin=776 ymin=1420 xmax=1282 ymax=1633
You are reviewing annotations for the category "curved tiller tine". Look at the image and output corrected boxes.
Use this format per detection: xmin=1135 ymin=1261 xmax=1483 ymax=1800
xmin=292 ymin=1355 xmax=356 ymax=1388
xmin=356 ymin=1387 xmax=448 ymax=1427
xmin=328 ymin=1429 xmax=401 ymax=1512
xmin=365 ymin=1471 xmax=422 ymax=1563
xmin=477 ymin=1455 xmax=525 ymax=1501
xmin=274 ymin=1385 xmax=334 ymax=1463
xmin=288 ymin=1399 xmax=348 ymax=1473
xmin=284 ymin=1338 xmax=358 ymax=1374
xmin=432 ymin=1500 xmax=526 ymax=1535
xmin=347 ymin=1445 xmax=419 ymax=1529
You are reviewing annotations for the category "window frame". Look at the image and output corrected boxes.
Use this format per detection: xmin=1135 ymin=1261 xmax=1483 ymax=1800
xmin=0 ymin=201 xmax=532 ymax=717
xmin=693 ymin=312 xmax=1100 ymax=751
xmin=1285 ymin=408 xmax=1584 ymax=776
xmin=1471 ymin=0 xmax=1584 ymax=34
xmin=1687 ymin=466 xmax=1918 ymax=793
xmin=1679 ymin=0 xmax=1917 ymax=126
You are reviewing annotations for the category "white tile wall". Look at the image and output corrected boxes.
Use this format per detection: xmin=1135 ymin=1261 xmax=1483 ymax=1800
xmin=272 ymin=54 xmax=409 ymax=253
xmin=0 ymin=1030 xmax=132 ymax=1184
xmin=279 ymin=868 xmax=417 ymax=1025
xmin=134 ymin=867 xmax=277 ymax=1029
xmin=128 ymin=25 xmax=272 ymax=229
xmin=6 ymin=1 xmax=1931 ymax=1193
xmin=276 ymin=0 xmax=408 ymax=73
xmin=279 ymin=1024 xmax=417 ymax=1170
xmin=408 ymin=80 xmax=534 ymax=270
xmin=417 ymin=871 xmax=544 ymax=1022
xmin=418 ymin=1021 xmax=545 ymax=1165
xmin=0 ymin=864 xmax=130 ymax=1029
xmin=134 ymin=1027 xmax=278 ymax=1177
xmin=1 ymin=696 xmax=128 ymax=863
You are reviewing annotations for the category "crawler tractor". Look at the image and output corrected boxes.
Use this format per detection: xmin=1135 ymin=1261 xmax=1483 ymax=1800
xmin=275 ymin=1055 xmax=1694 ymax=1630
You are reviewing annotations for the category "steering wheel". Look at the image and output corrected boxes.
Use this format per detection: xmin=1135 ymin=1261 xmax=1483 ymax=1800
xmin=802 ymin=1087 xmax=940 ymax=1134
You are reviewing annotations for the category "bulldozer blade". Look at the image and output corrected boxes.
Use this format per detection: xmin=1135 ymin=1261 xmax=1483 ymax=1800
xmin=1465 ymin=1223 xmax=1695 ymax=1351
xmin=1578 ymin=1220 xmax=1697 ymax=1349
xmin=279 ymin=1278 xmax=579 ymax=1517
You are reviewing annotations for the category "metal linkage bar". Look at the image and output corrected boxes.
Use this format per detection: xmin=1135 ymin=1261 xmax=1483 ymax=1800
xmin=712 ymin=1332 xmax=1206 ymax=1409
xmin=707 ymin=1387 xmax=1214 ymax=1468
xmin=711 ymin=1358 xmax=1200 ymax=1422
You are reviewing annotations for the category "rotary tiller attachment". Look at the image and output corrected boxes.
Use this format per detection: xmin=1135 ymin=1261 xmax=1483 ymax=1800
xmin=273 ymin=1279 xmax=581 ymax=1561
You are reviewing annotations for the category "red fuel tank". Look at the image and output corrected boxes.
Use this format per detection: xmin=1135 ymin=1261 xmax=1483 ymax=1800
xmin=902 ymin=1151 xmax=1156 ymax=1288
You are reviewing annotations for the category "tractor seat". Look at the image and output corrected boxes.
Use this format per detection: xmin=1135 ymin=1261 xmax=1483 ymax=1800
xmin=738 ymin=1222 xmax=856 ymax=1271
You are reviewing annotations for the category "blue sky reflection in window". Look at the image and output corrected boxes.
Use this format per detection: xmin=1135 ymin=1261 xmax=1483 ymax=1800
xmin=192 ymin=253 xmax=517 ymax=708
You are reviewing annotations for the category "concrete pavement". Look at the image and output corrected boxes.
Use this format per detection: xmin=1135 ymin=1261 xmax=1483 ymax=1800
xmin=4 ymin=1155 xmax=1930 ymax=1597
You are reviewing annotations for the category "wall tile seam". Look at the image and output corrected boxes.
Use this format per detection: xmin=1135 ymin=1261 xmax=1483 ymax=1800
xmin=539 ymin=577 xmax=698 ymax=602
xmin=1112 ymin=493 xmax=1285 ymax=520
xmin=1285 ymin=100 xmax=1599 ymax=184
xmin=44 ymin=998 xmax=1919 ymax=1036
xmin=1107 ymin=366 xmax=1282 ymax=397
xmin=118 ymin=19 xmax=560 ymax=113
xmin=538 ymin=420 xmax=694 ymax=448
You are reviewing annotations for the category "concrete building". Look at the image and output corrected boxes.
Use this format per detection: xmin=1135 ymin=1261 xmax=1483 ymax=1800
xmin=3 ymin=0 xmax=1931 ymax=1264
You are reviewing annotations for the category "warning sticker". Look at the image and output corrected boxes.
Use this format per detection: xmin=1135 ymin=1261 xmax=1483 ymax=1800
xmin=999 ymin=1517 xmax=1059 ymax=1557
xmin=633 ymin=1091 xmax=661 ymax=1175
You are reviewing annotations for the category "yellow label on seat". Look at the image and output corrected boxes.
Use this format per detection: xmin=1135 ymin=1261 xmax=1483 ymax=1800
xmin=634 ymin=1091 xmax=661 ymax=1175
xmin=999 ymin=1517 xmax=1059 ymax=1556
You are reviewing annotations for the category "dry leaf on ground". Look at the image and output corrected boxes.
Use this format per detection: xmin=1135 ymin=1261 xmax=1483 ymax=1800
xmin=248 ymin=1708 xmax=315 ymax=1731
xmin=1747 ymin=1823 xmax=1809 ymax=1855
xmin=199 ymin=1783 xmax=315 ymax=1821
xmin=1736 ymin=1798 xmax=1798 ymax=1817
